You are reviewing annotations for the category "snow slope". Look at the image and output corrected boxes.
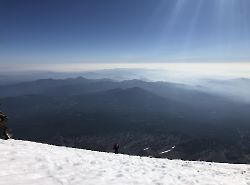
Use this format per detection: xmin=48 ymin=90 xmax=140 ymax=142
xmin=0 ymin=139 xmax=249 ymax=185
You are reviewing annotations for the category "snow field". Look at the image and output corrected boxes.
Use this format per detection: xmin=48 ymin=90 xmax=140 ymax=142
xmin=0 ymin=139 xmax=249 ymax=185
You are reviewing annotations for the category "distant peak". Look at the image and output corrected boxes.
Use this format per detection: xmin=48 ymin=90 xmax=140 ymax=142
xmin=73 ymin=76 xmax=87 ymax=81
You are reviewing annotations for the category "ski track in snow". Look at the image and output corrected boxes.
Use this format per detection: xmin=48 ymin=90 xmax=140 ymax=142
xmin=0 ymin=139 xmax=249 ymax=185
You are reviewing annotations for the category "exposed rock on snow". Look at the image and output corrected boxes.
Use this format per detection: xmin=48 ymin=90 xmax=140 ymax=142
xmin=0 ymin=139 xmax=249 ymax=185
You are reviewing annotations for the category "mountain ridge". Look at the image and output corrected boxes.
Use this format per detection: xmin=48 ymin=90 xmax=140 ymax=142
xmin=1 ymin=77 xmax=250 ymax=163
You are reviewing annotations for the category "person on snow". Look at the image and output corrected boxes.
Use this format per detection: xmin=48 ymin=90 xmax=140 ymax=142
xmin=113 ymin=143 xmax=119 ymax=154
xmin=0 ymin=111 xmax=10 ymax=140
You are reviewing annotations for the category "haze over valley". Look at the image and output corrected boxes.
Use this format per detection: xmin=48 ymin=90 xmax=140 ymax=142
xmin=1 ymin=73 xmax=250 ymax=163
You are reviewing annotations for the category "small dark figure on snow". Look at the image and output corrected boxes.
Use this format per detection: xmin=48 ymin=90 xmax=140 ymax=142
xmin=113 ymin=143 xmax=119 ymax=154
xmin=0 ymin=111 xmax=10 ymax=140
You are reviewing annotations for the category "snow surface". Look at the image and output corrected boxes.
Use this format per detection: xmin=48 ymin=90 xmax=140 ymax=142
xmin=0 ymin=139 xmax=249 ymax=185
xmin=159 ymin=146 xmax=176 ymax=154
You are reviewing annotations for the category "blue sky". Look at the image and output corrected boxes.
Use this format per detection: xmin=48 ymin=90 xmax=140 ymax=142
xmin=0 ymin=0 xmax=250 ymax=69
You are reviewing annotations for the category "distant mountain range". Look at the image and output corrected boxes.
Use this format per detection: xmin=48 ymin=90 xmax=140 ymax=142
xmin=1 ymin=68 xmax=250 ymax=103
xmin=0 ymin=77 xmax=250 ymax=163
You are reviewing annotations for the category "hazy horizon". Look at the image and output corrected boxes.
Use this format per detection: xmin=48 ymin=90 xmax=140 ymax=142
xmin=1 ymin=0 xmax=250 ymax=73
xmin=1 ymin=62 xmax=250 ymax=80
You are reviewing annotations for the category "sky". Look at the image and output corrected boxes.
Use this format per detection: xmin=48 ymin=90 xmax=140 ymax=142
xmin=0 ymin=0 xmax=250 ymax=72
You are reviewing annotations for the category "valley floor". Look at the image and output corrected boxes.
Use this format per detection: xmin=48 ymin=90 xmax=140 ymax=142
xmin=0 ymin=139 xmax=249 ymax=185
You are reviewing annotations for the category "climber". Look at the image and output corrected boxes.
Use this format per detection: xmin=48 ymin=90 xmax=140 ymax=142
xmin=113 ymin=143 xmax=119 ymax=154
xmin=0 ymin=111 xmax=10 ymax=140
